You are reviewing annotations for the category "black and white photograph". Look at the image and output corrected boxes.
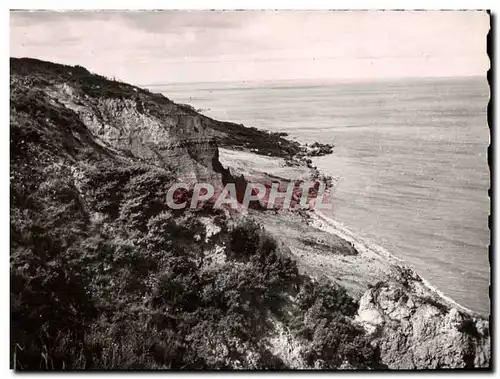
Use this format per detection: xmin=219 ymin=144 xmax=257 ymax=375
xmin=9 ymin=8 xmax=492 ymax=371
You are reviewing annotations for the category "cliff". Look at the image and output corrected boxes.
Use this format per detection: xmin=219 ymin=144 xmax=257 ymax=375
xmin=220 ymin=149 xmax=491 ymax=370
xmin=356 ymin=266 xmax=490 ymax=369
xmin=10 ymin=57 xmax=490 ymax=370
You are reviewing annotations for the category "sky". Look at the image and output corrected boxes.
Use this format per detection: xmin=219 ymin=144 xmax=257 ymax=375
xmin=10 ymin=10 xmax=490 ymax=84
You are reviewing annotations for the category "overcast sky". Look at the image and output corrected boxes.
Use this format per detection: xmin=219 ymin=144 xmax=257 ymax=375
xmin=10 ymin=10 xmax=489 ymax=84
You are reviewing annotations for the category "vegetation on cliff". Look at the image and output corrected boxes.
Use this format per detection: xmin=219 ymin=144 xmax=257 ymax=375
xmin=10 ymin=58 xmax=377 ymax=370
xmin=11 ymin=58 xmax=305 ymax=160
xmin=10 ymin=144 xmax=378 ymax=369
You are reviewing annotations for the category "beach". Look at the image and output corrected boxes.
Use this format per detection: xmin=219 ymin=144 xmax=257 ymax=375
xmin=160 ymin=77 xmax=490 ymax=314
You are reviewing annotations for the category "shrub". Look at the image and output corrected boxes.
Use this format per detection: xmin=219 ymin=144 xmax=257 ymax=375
xmin=458 ymin=318 xmax=479 ymax=338
xmin=297 ymin=280 xmax=358 ymax=317
xmin=118 ymin=168 xmax=175 ymax=232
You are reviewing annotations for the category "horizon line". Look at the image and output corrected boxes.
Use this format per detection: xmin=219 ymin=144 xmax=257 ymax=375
xmin=138 ymin=74 xmax=487 ymax=88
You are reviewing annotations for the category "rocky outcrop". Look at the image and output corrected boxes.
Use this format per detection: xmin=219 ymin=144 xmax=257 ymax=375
xmin=356 ymin=266 xmax=490 ymax=369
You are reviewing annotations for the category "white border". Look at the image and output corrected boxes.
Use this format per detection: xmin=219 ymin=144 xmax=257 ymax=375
xmin=3 ymin=1 xmax=498 ymax=10
xmin=3 ymin=1 xmax=497 ymax=378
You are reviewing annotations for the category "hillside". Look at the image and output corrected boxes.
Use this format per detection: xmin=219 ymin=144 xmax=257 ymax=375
xmin=10 ymin=58 xmax=490 ymax=370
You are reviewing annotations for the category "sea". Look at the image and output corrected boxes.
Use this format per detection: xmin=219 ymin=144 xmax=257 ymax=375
xmin=147 ymin=77 xmax=490 ymax=315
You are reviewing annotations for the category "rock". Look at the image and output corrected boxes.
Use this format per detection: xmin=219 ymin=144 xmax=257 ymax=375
xmin=355 ymin=265 xmax=490 ymax=369
xmin=356 ymin=290 xmax=384 ymax=333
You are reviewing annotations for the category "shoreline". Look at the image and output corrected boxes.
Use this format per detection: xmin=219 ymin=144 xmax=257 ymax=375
xmin=219 ymin=146 xmax=486 ymax=319
xmin=310 ymin=209 xmax=484 ymax=318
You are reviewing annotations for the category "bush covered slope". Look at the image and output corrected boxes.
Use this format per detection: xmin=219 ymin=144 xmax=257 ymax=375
xmin=10 ymin=58 xmax=383 ymax=370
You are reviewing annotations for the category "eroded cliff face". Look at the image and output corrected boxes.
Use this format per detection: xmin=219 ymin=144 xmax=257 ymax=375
xmin=356 ymin=266 xmax=490 ymax=369
xmin=11 ymin=57 xmax=300 ymax=182
xmin=48 ymin=83 xmax=222 ymax=181
xmin=11 ymin=60 xmax=225 ymax=183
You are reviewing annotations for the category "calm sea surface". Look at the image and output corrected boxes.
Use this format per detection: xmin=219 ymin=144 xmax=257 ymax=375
xmin=149 ymin=77 xmax=490 ymax=315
